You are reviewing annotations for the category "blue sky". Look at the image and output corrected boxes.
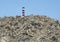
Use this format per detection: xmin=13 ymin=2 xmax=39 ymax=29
xmin=0 ymin=0 xmax=60 ymax=20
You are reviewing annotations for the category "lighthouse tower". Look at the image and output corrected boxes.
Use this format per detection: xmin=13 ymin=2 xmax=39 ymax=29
xmin=22 ymin=7 xmax=25 ymax=17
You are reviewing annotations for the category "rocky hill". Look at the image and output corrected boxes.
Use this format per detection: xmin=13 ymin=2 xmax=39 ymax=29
xmin=0 ymin=15 xmax=60 ymax=42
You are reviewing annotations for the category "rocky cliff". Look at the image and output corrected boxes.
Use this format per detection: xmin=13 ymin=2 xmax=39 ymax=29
xmin=0 ymin=15 xmax=60 ymax=42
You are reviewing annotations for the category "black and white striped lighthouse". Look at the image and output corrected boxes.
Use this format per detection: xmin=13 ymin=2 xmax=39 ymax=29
xmin=22 ymin=7 xmax=25 ymax=17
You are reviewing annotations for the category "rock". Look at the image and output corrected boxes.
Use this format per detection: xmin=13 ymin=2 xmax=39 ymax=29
xmin=0 ymin=15 xmax=60 ymax=42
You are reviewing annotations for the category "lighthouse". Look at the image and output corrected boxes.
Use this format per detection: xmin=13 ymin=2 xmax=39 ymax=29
xmin=22 ymin=7 xmax=25 ymax=17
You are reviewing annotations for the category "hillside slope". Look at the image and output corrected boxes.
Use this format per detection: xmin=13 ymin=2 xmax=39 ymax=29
xmin=0 ymin=15 xmax=60 ymax=42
